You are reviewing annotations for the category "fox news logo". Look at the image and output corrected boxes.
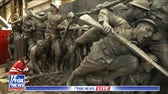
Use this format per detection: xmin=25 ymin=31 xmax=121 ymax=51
xmin=8 ymin=75 xmax=25 ymax=91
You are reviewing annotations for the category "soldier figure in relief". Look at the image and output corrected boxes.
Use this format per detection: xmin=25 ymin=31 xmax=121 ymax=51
xmin=66 ymin=8 xmax=158 ymax=85
xmin=58 ymin=12 xmax=80 ymax=71
xmin=28 ymin=3 xmax=63 ymax=72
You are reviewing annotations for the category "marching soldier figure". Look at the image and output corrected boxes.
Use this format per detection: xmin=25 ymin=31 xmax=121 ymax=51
xmin=58 ymin=12 xmax=80 ymax=71
xmin=27 ymin=3 xmax=63 ymax=72
xmin=29 ymin=40 xmax=47 ymax=74
xmin=10 ymin=14 xmax=27 ymax=60
xmin=7 ymin=31 xmax=14 ymax=61
xmin=22 ymin=13 xmax=36 ymax=53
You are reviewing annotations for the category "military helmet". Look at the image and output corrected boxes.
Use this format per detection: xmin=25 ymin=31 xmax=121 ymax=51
xmin=67 ymin=12 xmax=75 ymax=19
xmin=134 ymin=19 xmax=158 ymax=33
xmin=129 ymin=0 xmax=151 ymax=11
xmin=50 ymin=3 xmax=59 ymax=11
xmin=38 ymin=12 xmax=45 ymax=16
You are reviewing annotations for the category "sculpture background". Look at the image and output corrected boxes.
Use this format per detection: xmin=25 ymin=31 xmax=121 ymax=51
xmin=0 ymin=0 xmax=167 ymax=94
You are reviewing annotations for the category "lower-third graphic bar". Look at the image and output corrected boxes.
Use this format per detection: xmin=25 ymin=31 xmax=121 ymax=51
xmin=26 ymin=86 xmax=72 ymax=91
xmin=111 ymin=86 xmax=160 ymax=91
xmin=25 ymin=86 xmax=160 ymax=91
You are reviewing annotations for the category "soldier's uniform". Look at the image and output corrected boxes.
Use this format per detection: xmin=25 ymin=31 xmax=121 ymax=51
xmin=11 ymin=15 xmax=27 ymax=60
xmin=58 ymin=12 xmax=80 ymax=71
xmin=22 ymin=15 xmax=35 ymax=51
xmin=150 ymin=0 xmax=168 ymax=39
xmin=59 ymin=19 xmax=80 ymax=51
xmin=34 ymin=12 xmax=46 ymax=43
xmin=112 ymin=0 xmax=168 ymax=86
xmin=7 ymin=32 xmax=14 ymax=60
xmin=149 ymin=0 xmax=168 ymax=70
xmin=74 ymin=9 xmax=137 ymax=73
xmin=29 ymin=40 xmax=46 ymax=74
xmin=128 ymin=0 xmax=168 ymax=70
xmin=67 ymin=8 xmax=157 ymax=85
xmin=30 ymin=3 xmax=63 ymax=72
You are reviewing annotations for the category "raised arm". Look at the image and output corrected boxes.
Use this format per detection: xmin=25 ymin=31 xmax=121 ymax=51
xmin=57 ymin=20 xmax=68 ymax=30
xmin=32 ymin=13 xmax=47 ymax=21
xmin=27 ymin=10 xmax=47 ymax=21
xmin=99 ymin=8 xmax=129 ymax=27
xmin=75 ymin=27 xmax=105 ymax=46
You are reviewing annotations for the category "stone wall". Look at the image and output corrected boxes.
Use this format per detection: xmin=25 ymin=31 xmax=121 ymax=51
xmin=60 ymin=0 xmax=115 ymax=19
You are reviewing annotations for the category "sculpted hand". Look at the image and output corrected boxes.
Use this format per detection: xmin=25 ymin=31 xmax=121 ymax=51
xmin=95 ymin=4 xmax=103 ymax=10
xmin=103 ymin=22 xmax=113 ymax=34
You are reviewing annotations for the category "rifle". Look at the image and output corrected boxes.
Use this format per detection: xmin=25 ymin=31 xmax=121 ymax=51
xmin=75 ymin=0 xmax=128 ymax=16
xmin=79 ymin=14 xmax=168 ymax=77
xmin=61 ymin=22 xmax=71 ymax=42
xmin=60 ymin=26 xmax=89 ymax=31
xmin=0 ymin=16 xmax=10 ymax=28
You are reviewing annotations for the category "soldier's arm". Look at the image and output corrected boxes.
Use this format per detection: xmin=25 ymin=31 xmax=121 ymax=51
xmin=29 ymin=46 xmax=42 ymax=74
xmin=7 ymin=33 xmax=13 ymax=42
xmin=57 ymin=20 xmax=68 ymax=30
xmin=31 ymin=13 xmax=47 ymax=21
xmin=99 ymin=8 xmax=130 ymax=28
xmin=149 ymin=37 xmax=168 ymax=70
xmin=75 ymin=27 xmax=105 ymax=46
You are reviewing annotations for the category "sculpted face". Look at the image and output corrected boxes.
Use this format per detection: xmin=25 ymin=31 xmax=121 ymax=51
xmin=50 ymin=6 xmax=54 ymax=12
xmin=67 ymin=17 xmax=74 ymax=24
xmin=13 ymin=14 xmax=19 ymax=20
xmin=50 ymin=6 xmax=58 ymax=13
xmin=134 ymin=22 xmax=155 ymax=43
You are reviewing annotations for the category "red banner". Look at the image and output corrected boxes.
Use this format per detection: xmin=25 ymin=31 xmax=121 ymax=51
xmin=0 ymin=30 xmax=10 ymax=64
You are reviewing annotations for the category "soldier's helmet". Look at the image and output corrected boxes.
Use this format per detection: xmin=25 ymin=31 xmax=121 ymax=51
xmin=129 ymin=0 xmax=151 ymax=11
xmin=50 ymin=3 xmax=59 ymax=11
xmin=38 ymin=12 xmax=45 ymax=16
xmin=134 ymin=19 xmax=158 ymax=33
xmin=67 ymin=12 xmax=75 ymax=19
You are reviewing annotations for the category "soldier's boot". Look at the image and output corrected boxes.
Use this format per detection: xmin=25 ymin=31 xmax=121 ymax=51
xmin=55 ymin=56 xmax=61 ymax=72
xmin=55 ymin=62 xmax=60 ymax=73
xmin=60 ymin=53 xmax=68 ymax=72
xmin=40 ymin=55 xmax=47 ymax=72
xmin=70 ymin=53 xmax=76 ymax=71
xmin=60 ymin=61 xmax=64 ymax=72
